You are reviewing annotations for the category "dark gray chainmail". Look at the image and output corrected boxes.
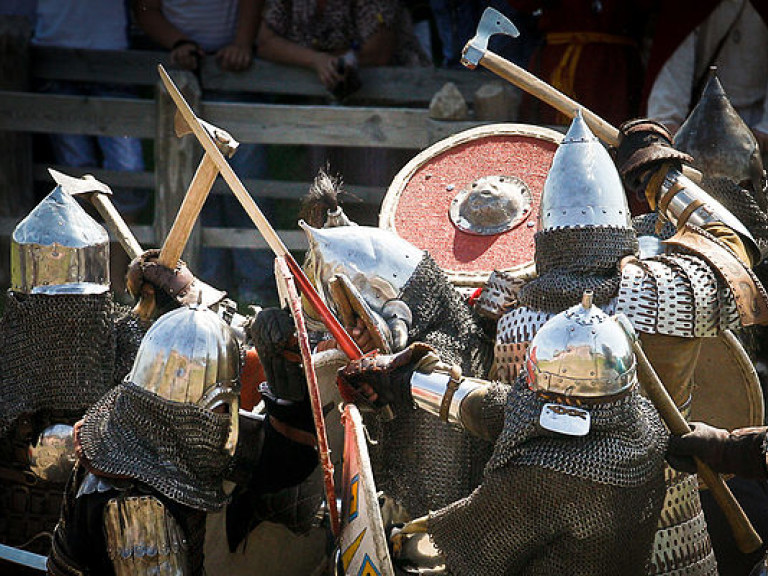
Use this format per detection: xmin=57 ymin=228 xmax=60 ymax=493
xmin=0 ymin=292 xmax=115 ymax=437
xmin=703 ymin=176 xmax=768 ymax=252
xmin=80 ymin=381 xmax=233 ymax=511
xmin=364 ymin=254 xmax=495 ymax=517
xmin=428 ymin=378 xmax=668 ymax=576
xmin=487 ymin=379 xmax=668 ymax=483
xmin=518 ymin=226 xmax=639 ymax=313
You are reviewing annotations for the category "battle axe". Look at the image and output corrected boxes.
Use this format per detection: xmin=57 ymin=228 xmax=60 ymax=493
xmin=463 ymin=8 xmax=701 ymax=181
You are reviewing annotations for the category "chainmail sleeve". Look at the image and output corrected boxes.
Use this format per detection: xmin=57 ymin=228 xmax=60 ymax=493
xmin=458 ymin=382 xmax=509 ymax=442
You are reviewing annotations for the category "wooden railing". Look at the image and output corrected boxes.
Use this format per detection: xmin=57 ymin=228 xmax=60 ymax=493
xmin=0 ymin=16 xmax=517 ymax=289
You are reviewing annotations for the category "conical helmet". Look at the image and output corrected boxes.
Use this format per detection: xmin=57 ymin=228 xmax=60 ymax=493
xmin=539 ymin=112 xmax=632 ymax=231
xmin=674 ymin=71 xmax=764 ymax=193
xmin=11 ymin=185 xmax=109 ymax=294
xmin=525 ymin=291 xmax=637 ymax=400
xmin=128 ymin=305 xmax=241 ymax=453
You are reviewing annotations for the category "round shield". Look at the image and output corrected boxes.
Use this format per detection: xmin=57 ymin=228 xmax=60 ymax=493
xmin=691 ymin=330 xmax=764 ymax=429
xmin=381 ymin=123 xmax=562 ymax=287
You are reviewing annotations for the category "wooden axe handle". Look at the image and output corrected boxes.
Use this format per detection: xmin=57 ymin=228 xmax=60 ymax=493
xmin=158 ymin=154 xmax=218 ymax=268
xmin=480 ymin=51 xmax=620 ymax=144
xmin=88 ymin=193 xmax=142 ymax=260
xmin=633 ymin=340 xmax=762 ymax=554
xmin=477 ymin=51 xmax=702 ymax=181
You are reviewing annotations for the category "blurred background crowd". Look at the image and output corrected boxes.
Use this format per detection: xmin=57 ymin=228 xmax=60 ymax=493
xmin=0 ymin=0 xmax=766 ymax=307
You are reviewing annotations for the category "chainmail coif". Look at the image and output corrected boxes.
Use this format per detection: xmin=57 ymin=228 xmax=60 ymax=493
xmin=428 ymin=378 xmax=668 ymax=576
xmin=519 ymin=226 xmax=639 ymax=313
xmin=80 ymin=381 xmax=233 ymax=511
xmin=0 ymin=292 xmax=115 ymax=437
xmin=364 ymin=253 xmax=495 ymax=517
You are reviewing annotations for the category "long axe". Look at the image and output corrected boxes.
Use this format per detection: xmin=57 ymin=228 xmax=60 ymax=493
xmin=156 ymin=64 xmax=365 ymax=408
xmin=133 ymin=112 xmax=240 ymax=321
xmin=615 ymin=314 xmax=763 ymax=554
xmin=462 ymin=8 xmax=701 ymax=182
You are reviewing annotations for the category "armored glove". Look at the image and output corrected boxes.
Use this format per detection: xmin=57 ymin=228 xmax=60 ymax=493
xmin=667 ymin=422 xmax=768 ymax=480
xmin=338 ymin=343 xmax=434 ymax=409
xmin=126 ymin=249 xmax=225 ymax=309
xmin=250 ymin=308 xmax=314 ymax=434
xmin=615 ymin=119 xmax=693 ymax=206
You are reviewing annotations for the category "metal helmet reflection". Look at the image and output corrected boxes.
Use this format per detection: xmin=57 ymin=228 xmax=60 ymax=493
xmin=300 ymin=221 xmax=423 ymax=313
xmin=674 ymin=72 xmax=764 ymax=193
xmin=525 ymin=292 xmax=637 ymax=399
xmin=128 ymin=306 xmax=241 ymax=453
xmin=539 ymin=112 xmax=631 ymax=231
xmin=11 ymin=185 xmax=109 ymax=294
xmin=28 ymin=423 xmax=77 ymax=483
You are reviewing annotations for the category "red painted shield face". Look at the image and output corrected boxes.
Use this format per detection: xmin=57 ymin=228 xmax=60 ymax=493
xmin=381 ymin=124 xmax=562 ymax=287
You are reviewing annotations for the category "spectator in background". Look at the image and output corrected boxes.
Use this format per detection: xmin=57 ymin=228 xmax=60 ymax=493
xmin=508 ymin=0 xmax=654 ymax=127
xmin=257 ymin=0 xmax=430 ymax=192
xmin=257 ymin=0 xmax=430 ymax=97
xmin=646 ymin=0 xmax=768 ymax=153
xmin=429 ymin=0 xmax=479 ymax=68
xmin=135 ymin=0 xmax=277 ymax=306
xmin=33 ymin=0 xmax=147 ymax=298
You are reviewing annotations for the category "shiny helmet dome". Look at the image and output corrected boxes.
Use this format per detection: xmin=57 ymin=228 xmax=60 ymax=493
xmin=11 ymin=185 xmax=109 ymax=294
xmin=539 ymin=112 xmax=632 ymax=231
xmin=300 ymin=220 xmax=423 ymax=314
xmin=128 ymin=305 xmax=241 ymax=453
xmin=28 ymin=423 xmax=76 ymax=483
xmin=674 ymin=71 xmax=764 ymax=194
xmin=525 ymin=291 xmax=637 ymax=400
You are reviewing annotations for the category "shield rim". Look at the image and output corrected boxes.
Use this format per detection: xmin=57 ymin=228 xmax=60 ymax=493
xmin=380 ymin=123 xmax=563 ymax=287
xmin=691 ymin=329 xmax=764 ymax=429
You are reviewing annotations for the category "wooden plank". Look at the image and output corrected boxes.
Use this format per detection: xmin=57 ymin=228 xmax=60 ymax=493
xmin=0 ymin=91 xmax=482 ymax=148
xmin=202 ymin=101 xmax=433 ymax=148
xmin=32 ymin=165 xmax=385 ymax=204
xmin=203 ymin=227 xmax=307 ymax=250
xmin=32 ymin=47 xmax=172 ymax=86
xmin=31 ymin=47 xmax=493 ymax=105
xmin=0 ymin=91 xmax=155 ymax=137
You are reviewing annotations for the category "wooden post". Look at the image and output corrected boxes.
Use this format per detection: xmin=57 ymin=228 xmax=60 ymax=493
xmin=0 ymin=16 xmax=33 ymax=290
xmin=154 ymin=70 xmax=202 ymax=269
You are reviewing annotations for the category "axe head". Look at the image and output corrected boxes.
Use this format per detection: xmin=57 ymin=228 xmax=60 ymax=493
xmin=174 ymin=111 xmax=240 ymax=158
xmin=462 ymin=7 xmax=520 ymax=69
xmin=48 ymin=168 xmax=112 ymax=197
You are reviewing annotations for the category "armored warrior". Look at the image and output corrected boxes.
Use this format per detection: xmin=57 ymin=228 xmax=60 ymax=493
xmin=638 ymin=71 xmax=768 ymax=573
xmin=47 ymin=305 xmax=318 ymax=576
xmin=339 ymin=113 xmax=764 ymax=574
xmin=0 ymin=184 xmax=148 ymax=557
xmin=298 ymin=182 xmax=496 ymax=521
xmin=339 ymin=292 xmax=668 ymax=575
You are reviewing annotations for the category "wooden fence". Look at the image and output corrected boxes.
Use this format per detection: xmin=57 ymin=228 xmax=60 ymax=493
xmin=0 ymin=16 xmax=517 ymax=292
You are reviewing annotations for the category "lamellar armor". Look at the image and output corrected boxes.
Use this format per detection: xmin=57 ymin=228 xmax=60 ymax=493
xmin=476 ymin=114 xmax=768 ymax=575
xmin=301 ymin=220 xmax=495 ymax=518
xmin=416 ymin=294 xmax=667 ymax=575
xmin=0 ymin=183 xmax=146 ymax=556
xmin=48 ymin=306 xmax=241 ymax=576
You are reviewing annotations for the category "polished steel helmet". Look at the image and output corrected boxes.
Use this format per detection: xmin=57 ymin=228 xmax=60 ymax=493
xmin=28 ymin=423 xmax=76 ymax=483
xmin=300 ymin=221 xmax=423 ymax=313
xmin=525 ymin=291 xmax=637 ymax=400
xmin=674 ymin=72 xmax=765 ymax=194
xmin=128 ymin=305 xmax=241 ymax=453
xmin=11 ymin=185 xmax=109 ymax=294
xmin=539 ymin=112 xmax=632 ymax=231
